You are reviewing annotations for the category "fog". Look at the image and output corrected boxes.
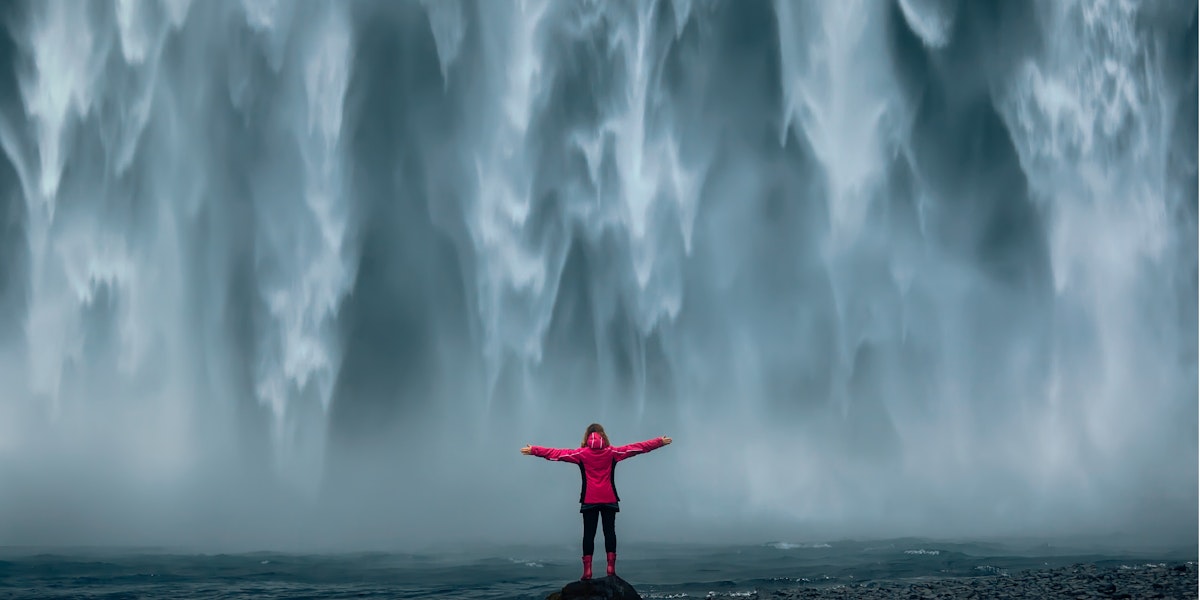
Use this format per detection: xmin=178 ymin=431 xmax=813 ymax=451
xmin=0 ymin=0 xmax=1194 ymax=553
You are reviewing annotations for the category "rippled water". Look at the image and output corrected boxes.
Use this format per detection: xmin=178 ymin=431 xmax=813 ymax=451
xmin=0 ymin=539 xmax=1192 ymax=599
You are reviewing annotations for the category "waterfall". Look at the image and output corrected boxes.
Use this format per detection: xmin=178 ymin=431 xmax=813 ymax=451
xmin=0 ymin=0 xmax=1193 ymax=549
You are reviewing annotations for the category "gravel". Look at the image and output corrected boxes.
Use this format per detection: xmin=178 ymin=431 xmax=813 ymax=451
xmin=768 ymin=561 xmax=1197 ymax=599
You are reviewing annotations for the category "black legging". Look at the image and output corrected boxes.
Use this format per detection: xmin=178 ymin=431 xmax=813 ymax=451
xmin=582 ymin=508 xmax=617 ymax=555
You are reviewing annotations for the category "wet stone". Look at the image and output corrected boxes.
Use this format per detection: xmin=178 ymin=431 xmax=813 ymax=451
xmin=547 ymin=575 xmax=642 ymax=600
xmin=770 ymin=562 xmax=1197 ymax=600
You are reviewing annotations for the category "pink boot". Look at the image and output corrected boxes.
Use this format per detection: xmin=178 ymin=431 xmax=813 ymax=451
xmin=606 ymin=552 xmax=616 ymax=576
xmin=581 ymin=555 xmax=593 ymax=580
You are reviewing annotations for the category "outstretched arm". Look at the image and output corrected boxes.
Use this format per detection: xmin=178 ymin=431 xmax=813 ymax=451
xmin=521 ymin=444 xmax=585 ymax=464
xmin=613 ymin=436 xmax=671 ymax=462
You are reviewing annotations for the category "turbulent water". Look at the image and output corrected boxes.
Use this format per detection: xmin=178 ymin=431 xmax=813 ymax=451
xmin=0 ymin=540 xmax=1193 ymax=599
xmin=0 ymin=0 xmax=1194 ymax=551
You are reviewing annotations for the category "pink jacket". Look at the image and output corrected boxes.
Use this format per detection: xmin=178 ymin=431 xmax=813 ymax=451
xmin=530 ymin=432 xmax=666 ymax=504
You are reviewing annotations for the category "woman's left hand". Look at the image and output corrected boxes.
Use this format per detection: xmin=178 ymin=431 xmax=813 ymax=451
xmin=520 ymin=445 xmax=532 ymax=455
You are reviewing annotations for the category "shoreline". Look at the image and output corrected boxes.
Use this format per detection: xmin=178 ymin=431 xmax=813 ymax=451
xmin=769 ymin=561 xmax=1197 ymax=599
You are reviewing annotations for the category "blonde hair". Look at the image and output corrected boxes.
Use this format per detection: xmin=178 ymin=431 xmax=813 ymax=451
xmin=581 ymin=423 xmax=610 ymax=447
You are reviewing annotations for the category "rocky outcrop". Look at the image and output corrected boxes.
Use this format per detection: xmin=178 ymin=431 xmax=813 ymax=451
xmin=546 ymin=575 xmax=642 ymax=600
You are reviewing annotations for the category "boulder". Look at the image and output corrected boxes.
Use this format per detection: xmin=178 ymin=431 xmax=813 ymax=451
xmin=546 ymin=575 xmax=642 ymax=600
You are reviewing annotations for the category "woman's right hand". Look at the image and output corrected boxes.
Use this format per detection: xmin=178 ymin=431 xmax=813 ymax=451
xmin=661 ymin=436 xmax=672 ymax=445
xmin=520 ymin=445 xmax=532 ymax=455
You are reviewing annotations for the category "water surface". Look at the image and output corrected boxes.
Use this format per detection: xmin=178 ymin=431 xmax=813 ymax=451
xmin=1 ymin=539 xmax=1192 ymax=599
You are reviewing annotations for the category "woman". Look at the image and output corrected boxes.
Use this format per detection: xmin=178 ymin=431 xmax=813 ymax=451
xmin=521 ymin=423 xmax=672 ymax=580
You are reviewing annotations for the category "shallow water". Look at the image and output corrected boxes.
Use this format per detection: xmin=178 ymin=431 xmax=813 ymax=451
xmin=0 ymin=539 xmax=1192 ymax=599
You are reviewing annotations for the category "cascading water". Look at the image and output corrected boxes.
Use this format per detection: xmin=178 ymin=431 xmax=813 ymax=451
xmin=0 ymin=0 xmax=1193 ymax=550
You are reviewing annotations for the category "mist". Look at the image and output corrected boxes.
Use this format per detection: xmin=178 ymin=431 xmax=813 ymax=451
xmin=0 ymin=0 xmax=1194 ymax=553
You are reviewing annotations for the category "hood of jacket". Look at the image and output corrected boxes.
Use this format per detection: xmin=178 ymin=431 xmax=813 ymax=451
xmin=587 ymin=431 xmax=607 ymax=449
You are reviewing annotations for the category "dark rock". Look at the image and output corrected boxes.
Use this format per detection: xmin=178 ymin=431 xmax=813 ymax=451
xmin=546 ymin=575 xmax=642 ymax=600
xmin=768 ymin=561 xmax=1198 ymax=600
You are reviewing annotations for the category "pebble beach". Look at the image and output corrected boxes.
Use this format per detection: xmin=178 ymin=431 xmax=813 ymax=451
xmin=769 ymin=562 xmax=1197 ymax=599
